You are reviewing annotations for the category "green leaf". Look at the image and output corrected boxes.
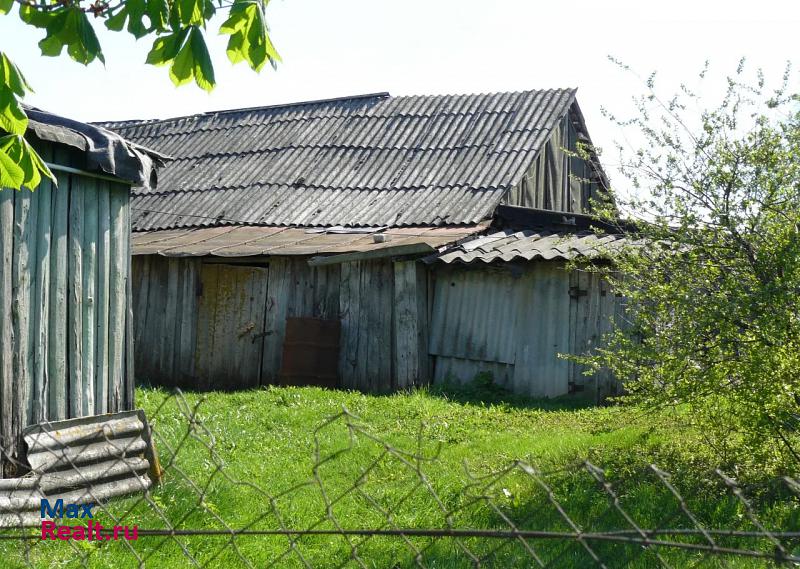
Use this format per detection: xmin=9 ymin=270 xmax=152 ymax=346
xmin=36 ymin=8 xmax=105 ymax=65
xmin=220 ymin=0 xmax=280 ymax=72
xmin=105 ymin=0 xmax=148 ymax=38
xmin=0 ymin=87 xmax=28 ymax=135
xmin=0 ymin=147 xmax=25 ymax=189
xmin=0 ymin=52 xmax=33 ymax=97
xmin=145 ymin=0 xmax=169 ymax=32
xmin=148 ymin=27 xmax=215 ymax=91
xmin=0 ymin=135 xmax=55 ymax=190
xmin=173 ymin=0 xmax=213 ymax=27
xmin=0 ymin=0 xmax=13 ymax=16
xmin=145 ymin=29 xmax=186 ymax=66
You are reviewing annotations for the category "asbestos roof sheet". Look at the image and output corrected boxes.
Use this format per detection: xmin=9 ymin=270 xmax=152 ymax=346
xmin=428 ymin=227 xmax=628 ymax=264
xmin=98 ymin=89 xmax=578 ymax=230
xmin=132 ymin=225 xmax=485 ymax=257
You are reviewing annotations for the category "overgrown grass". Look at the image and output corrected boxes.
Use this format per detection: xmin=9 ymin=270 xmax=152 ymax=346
xmin=2 ymin=383 xmax=797 ymax=568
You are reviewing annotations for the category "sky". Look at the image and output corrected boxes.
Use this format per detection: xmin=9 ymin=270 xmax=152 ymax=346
xmin=1 ymin=0 xmax=799 ymax=178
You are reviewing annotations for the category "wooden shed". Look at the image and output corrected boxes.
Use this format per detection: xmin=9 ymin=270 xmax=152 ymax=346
xmin=100 ymin=89 xmax=623 ymax=398
xmin=0 ymin=108 xmax=161 ymax=475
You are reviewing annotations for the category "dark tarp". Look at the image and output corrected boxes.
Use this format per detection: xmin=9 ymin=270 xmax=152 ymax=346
xmin=24 ymin=106 xmax=168 ymax=189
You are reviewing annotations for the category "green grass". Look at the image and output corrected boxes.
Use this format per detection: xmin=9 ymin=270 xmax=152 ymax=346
xmin=2 ymin=383 xmax=797 ymax=568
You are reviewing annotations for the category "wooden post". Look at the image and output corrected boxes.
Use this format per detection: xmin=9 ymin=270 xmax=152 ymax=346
xmin=0 ymin=189 xmax=15 ymax=476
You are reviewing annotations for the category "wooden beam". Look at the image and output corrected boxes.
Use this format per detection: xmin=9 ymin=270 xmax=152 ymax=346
xmin=308 ymin=243 xmax=434 ymax=267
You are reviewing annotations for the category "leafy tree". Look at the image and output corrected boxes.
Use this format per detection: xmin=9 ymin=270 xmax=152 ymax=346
xmin=0 ymin=0 xmax=280 ymax=189
xmin=582 ymin=61 xmax=800 ymax=471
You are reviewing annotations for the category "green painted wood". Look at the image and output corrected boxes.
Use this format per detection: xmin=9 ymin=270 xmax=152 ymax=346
xmin=48 ymin=170 xmax=69 ymax=420
xmin=67 ymin=170 xmax=84 ymax=418
xmin=0 ymin=189 xmax=15 ymax=475
xmin=94 ymin=182 xmax=111 ymax=414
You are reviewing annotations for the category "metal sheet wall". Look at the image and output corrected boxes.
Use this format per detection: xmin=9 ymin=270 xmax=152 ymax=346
xmin=429 ymin=263 xmax=620 ymax=399
xmin=0 ymin=144 xmax=134 ymax=474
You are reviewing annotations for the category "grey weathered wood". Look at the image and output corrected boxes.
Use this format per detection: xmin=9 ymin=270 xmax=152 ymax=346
xmin=108 ymin=185 xmax=127 ymax=411
xmin=262 ymin=257 xmax=287 ymax=384
xmin=12 ymin=186 xmax=37 ymax=443
xmin=32 ymin=177 xmax=52 ymax=423
xmin=48 ymin=171 xmax=70 ymax=420
xmin=125 ymin=200 xmax=135 ymax=408
xmin=308 ymin=243 xmax=434 ymax=267
xmin=0 ymin=189 xmax=14 ymax=474
xmin=94 ymin=181 xmax=111 ymax=414
xmin=82 ymin=179 xmax=98 ymax=416
xmin=68 ymin=171 xmax=84 ymax=417
xmin=393 ymin=261 xmax=419 ymax=389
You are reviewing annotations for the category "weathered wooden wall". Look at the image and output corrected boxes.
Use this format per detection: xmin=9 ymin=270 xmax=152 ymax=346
xmin=503 ymin=117 xmax=601 ymax=214
xmin=131 ymin=255 xmax=428 ymax=391
xmin=0 ymin=145 xmax=133 ymax=474
xmin=429 ymin=262 xmax=621 ymax=399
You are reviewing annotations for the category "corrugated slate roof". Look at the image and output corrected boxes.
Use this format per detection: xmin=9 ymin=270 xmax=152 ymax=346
xmin=427 ymin=227 xmax=628 ymax=264
xmin=98 ymin=89 xmax=579 ymax=231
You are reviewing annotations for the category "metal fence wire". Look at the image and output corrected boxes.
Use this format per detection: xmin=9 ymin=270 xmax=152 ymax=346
xmin=0 ymin=390 xmax=797 ymax=568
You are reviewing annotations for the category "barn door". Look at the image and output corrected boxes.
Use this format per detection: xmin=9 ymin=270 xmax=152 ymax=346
xmin=194 ymin=263 xmax=269 ymax=390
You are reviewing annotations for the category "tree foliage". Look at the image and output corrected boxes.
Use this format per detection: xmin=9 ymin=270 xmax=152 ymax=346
xmin=582 ymin=61 xmax=800 ymax=470
xmin=0 ymin=0 xmax=280 ymax=190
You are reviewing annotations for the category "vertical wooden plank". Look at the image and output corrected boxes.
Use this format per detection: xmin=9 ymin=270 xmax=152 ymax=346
xmin=415 ymin=263 xmax=431 ymax=385
xmin=164 ymin=258 xmax=180 ymax=379
xmin=131 ymin=255 xmax=149 ymax=385
xmin=49 ymin=171 xmax=69 ymax=420
xmin=81 ymin=179 xmax=98 ymax=416
xmin=261 ymin=258 xmax=287 ymax=384
xmin=94 ymin=182 xmax=110 ymax=414
xmin=67 ymin=174 xmax=84 ymax=418
xmin=194 ymin=263 xmax=219 ymax=390
xmin=13 ymin=185 xmax=38 ymax=437
xmin=338 ymin=261 xmax=360 ymax=389
xmin=177 ymin=259 xmax=198 ymax=383
xmin=123 ymin=197 xmax=134 ymax=409
xmin=0 ymin=189 xmax=15 ymax=474
xmin=108 ymin=185 xmax=127 ymax=411
xmin=360 ymin=262 xmax=374 ymax=392
xmin=32 ymin=176 xmax=52 ymax=423
xmin=393 ymin=260 xmax=418 ymax=390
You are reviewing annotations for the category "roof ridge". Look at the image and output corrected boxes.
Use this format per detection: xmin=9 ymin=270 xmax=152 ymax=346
xmin=95 ymin=88 xmax=577 ymax=129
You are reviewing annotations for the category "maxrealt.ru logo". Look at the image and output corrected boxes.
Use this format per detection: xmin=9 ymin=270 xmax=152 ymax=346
xmin=40 ymin=499 xmax=138 ymax=541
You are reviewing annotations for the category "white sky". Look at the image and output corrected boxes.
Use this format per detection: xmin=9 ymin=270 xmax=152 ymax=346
xmin=1 ymin=0 xmax=799 ymax=181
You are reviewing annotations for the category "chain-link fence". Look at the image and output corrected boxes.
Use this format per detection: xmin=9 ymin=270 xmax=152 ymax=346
xmin=0 ymin=390 xmax=797 ymax=568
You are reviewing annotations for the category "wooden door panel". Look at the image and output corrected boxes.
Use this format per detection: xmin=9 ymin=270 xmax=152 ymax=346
xmin=195 ymin=264 xmax=268 ymax=390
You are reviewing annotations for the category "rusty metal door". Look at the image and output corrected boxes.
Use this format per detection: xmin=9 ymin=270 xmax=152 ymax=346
xmin=194 ymin=263 xmax=268 ymax=390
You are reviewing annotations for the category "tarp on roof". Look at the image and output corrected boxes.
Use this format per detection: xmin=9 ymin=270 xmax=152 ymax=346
xmin=97 ymin=89 xmax=591 ymax=230
xmin=25 ymin=106 xmax=168 ymax=189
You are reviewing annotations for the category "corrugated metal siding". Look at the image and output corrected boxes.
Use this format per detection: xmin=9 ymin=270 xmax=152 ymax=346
xmin=99 ymin=90 xmax=580 ymax=230
xmin=428 ymin=262 xmax=620 ymax=398
xmin=429 ymin=269 xmax=522 ymax=364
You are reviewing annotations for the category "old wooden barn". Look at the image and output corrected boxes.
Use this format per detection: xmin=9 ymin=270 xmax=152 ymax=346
xmin=0 ymin=108 xmax=161 ymax=474
xmin=101 ymin=89 xmax=623 ymax=398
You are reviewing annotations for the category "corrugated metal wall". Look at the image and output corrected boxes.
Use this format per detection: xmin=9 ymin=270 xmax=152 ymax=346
xmin=429 ymin=263 xmax=620 ymax=399
xmin=0 ymin=144 xmax=134 ymax=474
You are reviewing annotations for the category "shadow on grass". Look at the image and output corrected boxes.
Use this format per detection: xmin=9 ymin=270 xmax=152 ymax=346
xmin=425 ymin=373 xmax=597 ymax=412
